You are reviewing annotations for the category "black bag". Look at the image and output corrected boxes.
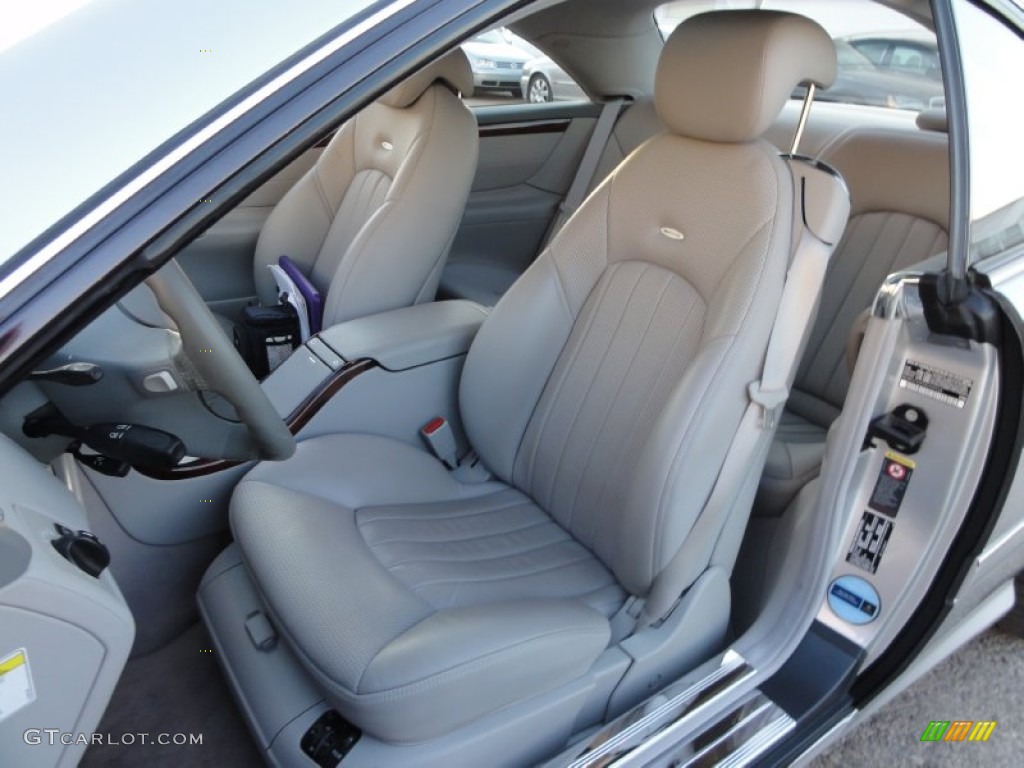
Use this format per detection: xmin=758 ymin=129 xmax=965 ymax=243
xmin=233 ymin=304 xmax=300 ymax=379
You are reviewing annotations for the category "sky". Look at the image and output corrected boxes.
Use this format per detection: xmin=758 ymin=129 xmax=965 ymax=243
xmin=0 ymin=0 xmax=94 ymax=53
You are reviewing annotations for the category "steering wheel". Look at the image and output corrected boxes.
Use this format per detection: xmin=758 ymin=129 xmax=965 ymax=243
xmin=144 ymin=261 xmax=296 ymax=462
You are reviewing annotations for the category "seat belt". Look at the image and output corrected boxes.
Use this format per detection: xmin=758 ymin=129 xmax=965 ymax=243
xmin=639 ymin=158 xmax=850 ymax=628
xmin=542 ymin=98 xmax=625 ymax=245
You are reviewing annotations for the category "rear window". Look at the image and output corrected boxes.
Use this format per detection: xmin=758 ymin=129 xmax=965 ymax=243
xmin=655 ymin=0 xmax=944 ymax=112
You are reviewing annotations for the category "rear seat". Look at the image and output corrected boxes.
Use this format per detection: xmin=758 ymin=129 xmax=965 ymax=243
xmin=757 ymin=119 xmax=949 ymax=514
xmin=445 ymin=100 xmax=949 ymax=513
xmin=439 ymin=102 xmax=668 ymax=306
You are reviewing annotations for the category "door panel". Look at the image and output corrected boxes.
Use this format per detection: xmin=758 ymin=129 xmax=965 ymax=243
xmin=441 ymin=102 xmax=601 ymax=301
xmin=177 ymin=147 xmax=322 ymax=319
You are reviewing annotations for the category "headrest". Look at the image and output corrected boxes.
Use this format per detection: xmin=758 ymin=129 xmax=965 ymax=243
xmin=916 ymin=107 xmax=947 ymax=133
xmin=379 ymin=48 xmax=474 ymax=109
xmin=655 ymin=11 xmax=836 ymax=143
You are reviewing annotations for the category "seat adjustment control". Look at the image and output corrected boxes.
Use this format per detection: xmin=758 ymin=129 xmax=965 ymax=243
xmin=300 ymin=710 xmax=361 ymax=767
xmin=244 ymin=610 xmax=277 ymax=652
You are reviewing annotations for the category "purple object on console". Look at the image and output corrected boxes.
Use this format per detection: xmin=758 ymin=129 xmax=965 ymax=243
xmin=278 ymin=256 xmax=323 ymax=334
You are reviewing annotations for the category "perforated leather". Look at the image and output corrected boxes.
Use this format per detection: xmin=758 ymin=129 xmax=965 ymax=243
xmin=231 ymin=435 xmax=616 ymax=742
xmin=462 ymin=131 xmax=792 ymax=593
xmin=253 ymin=50 xmax=477 ymax=326
xmin=357 ymin=488 xmax=626 ymax=617
xmin=228 ymin=12 xmax=833 ymax=745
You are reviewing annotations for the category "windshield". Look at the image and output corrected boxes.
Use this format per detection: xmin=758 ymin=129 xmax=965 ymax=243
xmin=471 ymin=30 xmax=507 ymax=44
xmin=0 ymin=0 xmax=373 ymax=268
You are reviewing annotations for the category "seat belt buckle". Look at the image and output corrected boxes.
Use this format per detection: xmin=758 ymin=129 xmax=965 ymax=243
xmin=748 ymin=381 xmax=789 ymax=430
xmin=421 ymin=417 xmax=458 ymax=469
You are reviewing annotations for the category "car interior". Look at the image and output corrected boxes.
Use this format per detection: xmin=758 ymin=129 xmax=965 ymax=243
xmin=0 ymin=0 xmax=968 ymax=766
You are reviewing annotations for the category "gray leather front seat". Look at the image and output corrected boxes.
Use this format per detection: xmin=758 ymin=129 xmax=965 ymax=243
xmin=229 ymin=12 xmax=836 ymax=745
xmin=249 ymin=50 xmax=477 ymax=327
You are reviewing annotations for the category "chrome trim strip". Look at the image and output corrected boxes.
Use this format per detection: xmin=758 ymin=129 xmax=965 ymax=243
xmin=715 ymin=711 xmax=795 ymax=768
xmin=871 ymin=272 xmax=922 ymax=319
xmin=790 ymin=83 xmax=815 ymax=156
xmin=681 ymin=695 xmax=774 ymax=767
xmin=552 ymin=651 xmax=754 ymax=768
xmin=976 ymin=517 xmax=1024 ymax=567
xmin=0 ymin=0 xmax=419 ymax=303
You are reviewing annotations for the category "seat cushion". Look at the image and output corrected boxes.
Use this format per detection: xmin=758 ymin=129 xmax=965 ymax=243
xmin=755 ymin=409 xmax=828 ymax=515
xmin=231 ymin=433 xmax=622 ymax=742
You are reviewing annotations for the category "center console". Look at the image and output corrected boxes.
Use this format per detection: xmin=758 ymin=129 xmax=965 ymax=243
xmin=81 ymin=299 xmax=489 ymax=546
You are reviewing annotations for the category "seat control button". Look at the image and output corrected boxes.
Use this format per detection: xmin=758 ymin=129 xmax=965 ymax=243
xmin=306 ymin=338 xmax=344 ymax=370
xmin=244 ymin=610 xmax=277 ymax=651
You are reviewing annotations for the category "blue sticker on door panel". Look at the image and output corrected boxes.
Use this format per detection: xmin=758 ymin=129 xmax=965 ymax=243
xmin=828 ymin=575 xmax=881 ymax=625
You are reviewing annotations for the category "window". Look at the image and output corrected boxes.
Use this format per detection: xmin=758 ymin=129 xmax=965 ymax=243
xmin=654 ymin=0 xmax=944 ymax=111
xmin=459 ymin=26 xmax=586 ymax=106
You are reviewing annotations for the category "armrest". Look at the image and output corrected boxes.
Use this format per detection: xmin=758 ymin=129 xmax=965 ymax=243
xmin=319 ymin=300 xmax=489 ymax=371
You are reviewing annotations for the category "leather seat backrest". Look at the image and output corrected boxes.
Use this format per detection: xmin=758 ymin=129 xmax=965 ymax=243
xmin=253 ymin=50 xmax=477 ymax=326
xmin=786 ymin=127 xmax=949 ymax=426
xmin=460 ymin=11 xmax=836 ymax=596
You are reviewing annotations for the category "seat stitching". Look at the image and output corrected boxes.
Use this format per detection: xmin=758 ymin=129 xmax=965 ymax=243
xmin=652 ymin=203 xmax=776 ymax=579
xmin=587 ymin=280 xmax=700 ymax=546
xmin=381 ymin=538 xmax=586 ymax=569
xmin=545 ymin=263 xmax=648 ymax=524
xmin=810 ymin=213 xmax=895 ymax=400
xmin=405 ymin=554 xmax=599 ymax=589
xmin=823 ymin=213 xmax=920 ymax=399
xmin=363 ymin=518 xmax=564 ymax=548
xmin=355 ymin=498 xmax=528 ymax=529
xmin=521 ymin=265 xmax=618 ymax=497
xmin=560 ymin=263 xmax=656 ymax=528
xmin=799 ymin=215 xmax=876 ymax=377
xmin=520 ymin=264 xmax=616 ymax=489
xmin=512 ymin=189 xmax=611 ymax=484
xmin=358 ymin=626 xmax=605 ymax=697
xmin=569 ymin=267 xmax=674 ymax=540
xmin=507 ymin=254 xmax=577 ymax=484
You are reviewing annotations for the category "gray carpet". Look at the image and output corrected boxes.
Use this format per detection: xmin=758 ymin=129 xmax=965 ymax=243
xmin=82 ymin=623 xmax=264 ymax=768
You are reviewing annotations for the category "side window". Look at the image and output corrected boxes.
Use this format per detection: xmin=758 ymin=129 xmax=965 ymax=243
xmin=459 ymin=27 xmax=587 ymax=107
xmin=850 ymin=39 xmax=889 ymax=65
xmin=654 ymin=0 xmax=943 ymax=112
xmin=889 ymin=43 xmax=941 ymax=80
xmin=952 ymin=0 xmax=1024 ymax=260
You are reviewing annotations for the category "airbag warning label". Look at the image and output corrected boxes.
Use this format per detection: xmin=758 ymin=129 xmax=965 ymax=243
xmin=900 ymin=360 xmax=972 ymax=409
xmin=868 ymin=451 xmax=916 ymax=517
xmin=847 ymin=511 xmax=894 ymax=574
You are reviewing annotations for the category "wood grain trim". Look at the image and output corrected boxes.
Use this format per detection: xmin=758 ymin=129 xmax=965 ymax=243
xmin=478 ymin=119 xmax=570 ymax=138
xmin=136 ymin=358 xmax=377 ymax=480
